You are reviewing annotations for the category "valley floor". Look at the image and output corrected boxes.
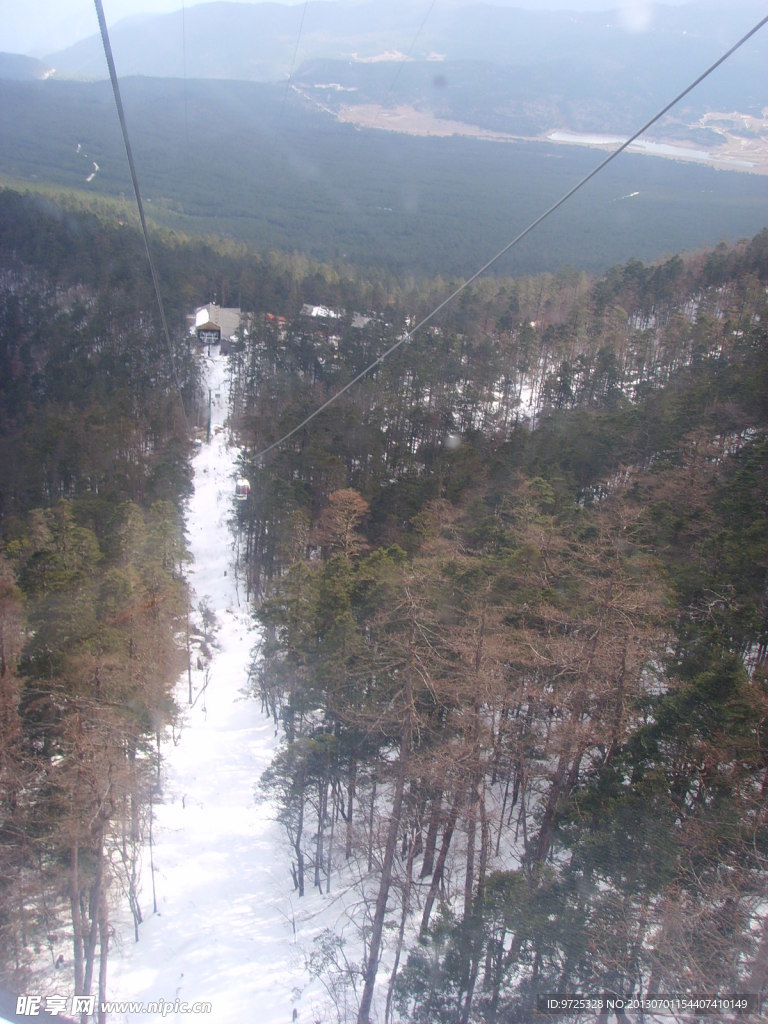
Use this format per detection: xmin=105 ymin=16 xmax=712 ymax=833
xmin=331 ymin=100 xmax=768 ymax=173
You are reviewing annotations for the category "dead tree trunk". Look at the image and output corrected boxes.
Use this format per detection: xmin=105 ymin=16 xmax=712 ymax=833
xmin=70 ymin=844 xmax=85 ymax=995
xmin=420 ymin=792 xmax=462 ymax=937
xmin=420 ymin=788 xmax=443 ymax=878
xmin=357 ymin=754 xmax=407 ymax=1024
xmin=357 ymin=622 xmax=415 ymax=1024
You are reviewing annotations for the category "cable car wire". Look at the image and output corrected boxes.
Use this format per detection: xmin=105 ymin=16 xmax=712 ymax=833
xmin=251 ymin=10 xmax=768 ymax=463
xmin=386 ymin=0 xmax=440 ymax=100
xmin=281 ymin=0 xmax=310 ymax=116
xmin=93 ymin=0 xmax=188 ymax=424
xmin=288 ymin=0 xmax=310 ymax=83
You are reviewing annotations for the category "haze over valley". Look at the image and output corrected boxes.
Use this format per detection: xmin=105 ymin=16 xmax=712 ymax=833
xmin=1 ymin=0 xmax=766 ymax=278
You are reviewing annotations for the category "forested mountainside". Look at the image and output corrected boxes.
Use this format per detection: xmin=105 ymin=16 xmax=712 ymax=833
xmin=1 ymin=187 xmax=767 ymax=1021
xmin=232 ymin=230 xmax=768 ymax=1019
xmin=0 ymin=191 xmax=201 ymax=1001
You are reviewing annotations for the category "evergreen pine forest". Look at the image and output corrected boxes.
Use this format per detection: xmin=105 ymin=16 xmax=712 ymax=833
xmin=1 ymin=185 xmax=768 ymax=1021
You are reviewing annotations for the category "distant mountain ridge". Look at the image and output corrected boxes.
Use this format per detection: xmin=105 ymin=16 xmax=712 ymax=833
xmin=30 ymin=0 xmax=767 ymax=151
xmin=0 ymin=52 xmax=52 ymax=80
xmin=45 ymin=2 xmax=423 ymax=81
xmin=39 ymin=0 xmax=767 ymax=92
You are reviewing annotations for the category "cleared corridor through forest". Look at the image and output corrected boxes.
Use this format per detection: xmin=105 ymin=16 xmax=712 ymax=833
xmin=107 ymin=352 xmax=306 ymax=1023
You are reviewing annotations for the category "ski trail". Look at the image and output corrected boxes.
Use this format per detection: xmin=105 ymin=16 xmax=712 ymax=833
xmin=107 ymin=352 xmax=303 ymax=1023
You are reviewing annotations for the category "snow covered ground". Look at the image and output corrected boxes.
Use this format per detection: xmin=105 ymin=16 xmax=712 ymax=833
xmin=106 ymin=352 xmax=324 ymax=1024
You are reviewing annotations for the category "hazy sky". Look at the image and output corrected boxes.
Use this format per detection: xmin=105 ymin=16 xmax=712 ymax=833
xmin=0 ymin=0 xmax=697 ymax=57
xmin=0 ymin=0 xmax=293 ymax=55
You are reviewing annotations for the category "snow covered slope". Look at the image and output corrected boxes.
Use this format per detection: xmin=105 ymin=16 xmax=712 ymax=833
xmin=106 ymin=353 xmax=311 ymax=1023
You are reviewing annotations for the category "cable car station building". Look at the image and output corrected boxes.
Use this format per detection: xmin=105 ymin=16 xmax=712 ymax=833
xmin=192 ymin=304 xmax=244 ymax=350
